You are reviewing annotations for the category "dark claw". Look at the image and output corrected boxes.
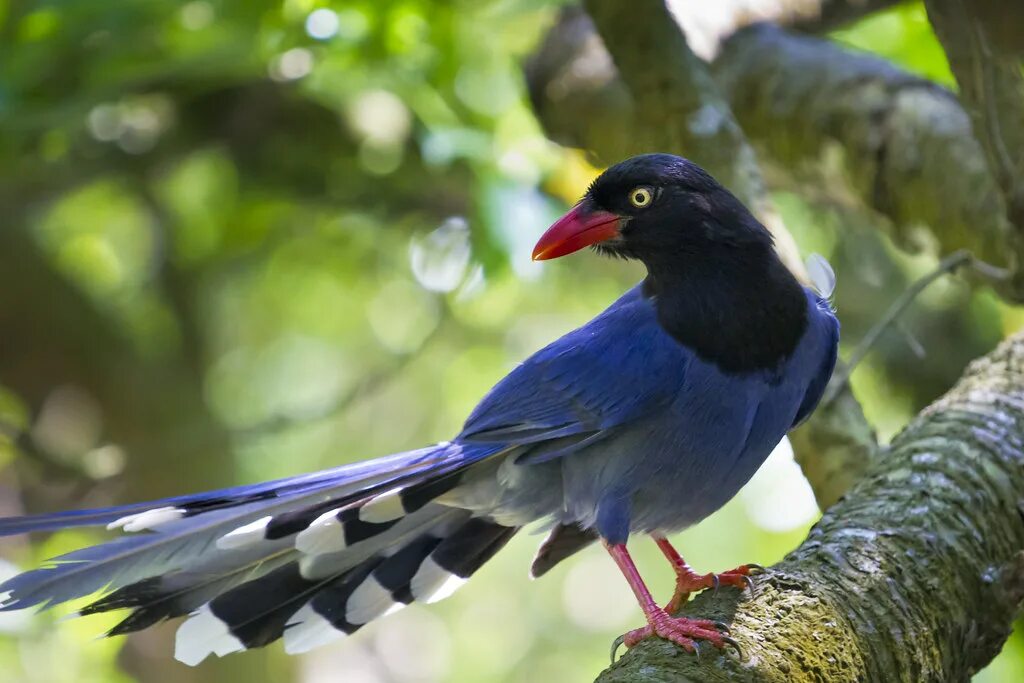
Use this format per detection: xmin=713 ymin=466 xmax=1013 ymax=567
xmin=713 ymin=620 xmax=730 ymax=633
xmin=711 ymin=574 xmax=720 ymax=594
xmin=746 ymin=563 xmax=765 ymax=575
xmin=610 ymin=635 xmax=626 ymax=663
xmin=742 ymin=575 xmax=755 ymax=592
xmin=722 ymin=636 xmax=742 ymax=658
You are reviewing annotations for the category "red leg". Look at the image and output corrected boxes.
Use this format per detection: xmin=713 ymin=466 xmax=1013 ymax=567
xmin=654 ymin=536 xmax=761 ymax=613
xmin=604 ymin=541 xmax=737 ymax=658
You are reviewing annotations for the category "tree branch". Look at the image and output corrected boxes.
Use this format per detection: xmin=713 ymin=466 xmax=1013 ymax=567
xmin=599 ymin=328 xmax=1024 ymax=681
xmin=787 ymin=376 xmax=876 ymax=509
xmin=532 ymin=8 xmax=1024 ymax=678
xmin=791 ymin=249 xmax=1008 ymax=509
xmin=925 ymin=0 xmax=1024 ymax=257
xmin=713 ymin=24 xmax=1019 ymax=286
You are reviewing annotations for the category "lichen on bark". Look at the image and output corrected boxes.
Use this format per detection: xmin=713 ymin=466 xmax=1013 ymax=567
xmin=712 ymin=24 xmax=1015 ymax=277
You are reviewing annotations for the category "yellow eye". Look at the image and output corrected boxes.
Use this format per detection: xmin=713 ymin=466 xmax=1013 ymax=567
xmin=629 ymin=187 xmax=653 ymax=208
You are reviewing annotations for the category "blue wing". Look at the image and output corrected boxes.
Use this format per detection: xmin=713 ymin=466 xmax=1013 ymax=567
xmin=458 ymin=285 xmax=690 ymax=462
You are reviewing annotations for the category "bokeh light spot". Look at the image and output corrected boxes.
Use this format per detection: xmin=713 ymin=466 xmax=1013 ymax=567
xmin=374 ymin=606 xmax=451 ymax=681
xmin=305 ymin=9 xmax=339 ymax=40
xmin=347 ymin=90 xmax=411 ymax=145
xmin=270 ymin=48 xmax=314 ymax=81
xmin=409 ymin=217 xmax=472 ymax=293
xmin=180 ymin=1 xmax=213 ymax=30
xmin=561 ymin=552 xmax=637 ymax=632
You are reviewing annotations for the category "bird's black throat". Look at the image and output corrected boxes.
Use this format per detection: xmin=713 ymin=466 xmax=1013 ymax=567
xmin=641 ymin=248 xmax=809 ymax=375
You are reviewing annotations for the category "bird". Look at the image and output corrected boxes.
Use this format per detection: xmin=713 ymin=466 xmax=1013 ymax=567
xmin=0 ymin=153 xmax=838 ymax=666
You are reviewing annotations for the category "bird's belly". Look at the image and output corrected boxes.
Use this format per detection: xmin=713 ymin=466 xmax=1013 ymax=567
xmin=562 ymin=379 xmax=800 ymax=537
xmin=622 ymin=441 xmax=776 ymax=534
xmin=558 ymin=426 xmax=761 ymax=535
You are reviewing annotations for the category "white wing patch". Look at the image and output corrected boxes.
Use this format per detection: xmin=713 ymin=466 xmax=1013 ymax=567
xmin=345 ymin=575 xmax=405 ymax=625
xmin=215 ymin=516 xmax=272 ymax=550
xmin=174 ymin=604 xmax=245 ymax=666
xmin=295 ymin=508 xmax=347 ymax=556
xmin=107 ymin=507 xmax=185 ymax=533
xmin=410 ymin=556 xmax=467 ymax=604
xmin=358 ymin=488 xmax=406 ymax=524
xmin=283 ymin=603 xmax=346 ymax=654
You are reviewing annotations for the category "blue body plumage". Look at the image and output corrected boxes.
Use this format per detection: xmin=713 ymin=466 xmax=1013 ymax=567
xmin=454 ymin=283 xmax=836 ymax=545
xmin=0 ymin=154 xmax=839 ymax=664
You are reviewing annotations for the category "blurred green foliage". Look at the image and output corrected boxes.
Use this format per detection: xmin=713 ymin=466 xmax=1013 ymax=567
xmin=0 ymin=1 xmax=1021 ymax=681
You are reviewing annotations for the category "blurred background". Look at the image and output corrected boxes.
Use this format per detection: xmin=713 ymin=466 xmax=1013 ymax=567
xmin=0 ymin=1 xmax=1019 ymax=681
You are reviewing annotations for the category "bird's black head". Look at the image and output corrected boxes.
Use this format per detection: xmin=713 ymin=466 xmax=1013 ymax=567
xmin=534 ymin=154 xmax=809 ymax=374
xmin=533 ymin=154 xmax=773 ymax=264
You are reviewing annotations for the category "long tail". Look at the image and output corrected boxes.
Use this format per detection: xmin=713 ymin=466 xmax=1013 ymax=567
xmin=0 ymin=441 xmax=519 ymax=665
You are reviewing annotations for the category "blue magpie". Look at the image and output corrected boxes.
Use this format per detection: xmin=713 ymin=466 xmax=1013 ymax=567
xmin=0 ymin=153 xmax=838 ymax=664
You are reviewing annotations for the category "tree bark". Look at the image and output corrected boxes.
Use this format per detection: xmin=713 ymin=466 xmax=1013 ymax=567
xmin=713 ymin=24 xmax=1018 ymax=281
xmin=599 ymin=329 xmax=1024 ymax=682
xmin=924 ymin=0 xmax=1024 ymax=255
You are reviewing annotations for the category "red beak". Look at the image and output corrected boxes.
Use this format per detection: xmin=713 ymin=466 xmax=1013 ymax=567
xmin=532 ymin=204 xmax=622 ymax=261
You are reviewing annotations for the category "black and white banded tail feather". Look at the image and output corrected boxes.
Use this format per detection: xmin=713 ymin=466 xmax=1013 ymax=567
xmin=0 ymin=440 xmax=517 ymax=664
xmin=171 ymin=515 xmax=517 ymax=664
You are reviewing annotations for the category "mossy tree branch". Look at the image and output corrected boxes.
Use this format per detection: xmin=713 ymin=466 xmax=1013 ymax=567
xmin=712 ymin=24 xmax=1019 ymax=287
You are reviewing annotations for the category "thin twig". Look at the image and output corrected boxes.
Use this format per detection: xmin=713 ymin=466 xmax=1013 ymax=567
xmin=824 ymin=249 xmax=1010 ymax=405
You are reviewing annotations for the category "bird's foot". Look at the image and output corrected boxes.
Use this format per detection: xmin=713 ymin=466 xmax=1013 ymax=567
xmin=613 ymin=609 xmax=738 ymax=659
xmin=665 ymin=563 xmax=762 ymax=613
